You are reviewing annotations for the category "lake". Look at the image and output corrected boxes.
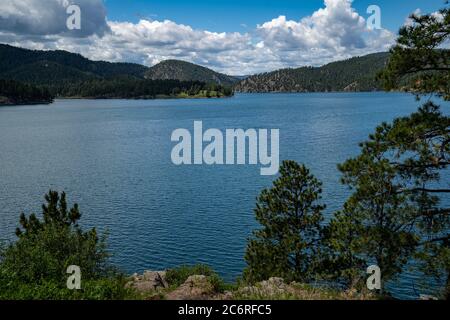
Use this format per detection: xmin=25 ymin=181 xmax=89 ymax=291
xmin=0 ymin=93 xmax=448 ymax=299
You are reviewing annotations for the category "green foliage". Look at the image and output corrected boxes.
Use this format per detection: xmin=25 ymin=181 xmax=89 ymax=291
xmin=0 ymin=43 xmax=147 ymax=83
xmin=0 ymin=79 xmax=53 ymax=105
xmin=379 ymin=3 xmax=450 ymax=100
xmin=244 ymin=161 xmax=325 ymax=284
xmin=377 ymin=3 xmax=450 ymax=297
xmin=0 ymin=44 xmax=234 ymax=99
xmin=235 ymin=53 xmax=389 ymax=93
xmin=326 ymin=102 xmax=449 ymax=294
xmin=53 ymin=77 xmax=233 ymax=99
xmin=165 ymin=264 xmax=227 ymax=292
xmin=0 ymin=276 xmax=133 ymax=300
xmin=243 ymin=17 xmax=449 ymax=292
xmin=320 ymin=3 xmax=450 ymax=297
xmin=0 ymin=191 xmax=131 ymax=300
xmin=145 ymin=59 xmax=239 ymax=86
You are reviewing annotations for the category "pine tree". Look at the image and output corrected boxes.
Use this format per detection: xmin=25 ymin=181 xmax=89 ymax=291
xmin=244 ymin=161 xmax=325 ymax=283
xmin=2 ymin=191 xmax=109 ymax=283
xmin=380 ymin=2 xmax=450 ymax=100
xmin=330 ymin=3 xmax=449 ymax=297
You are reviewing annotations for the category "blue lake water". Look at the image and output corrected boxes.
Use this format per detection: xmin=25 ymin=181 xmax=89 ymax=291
xmin=0 ymin=93 xmax=448 ymax=299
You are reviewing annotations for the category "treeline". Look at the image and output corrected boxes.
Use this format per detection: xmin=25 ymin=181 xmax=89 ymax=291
xmin=0 ymin=44 xmax=148 ymax=81
xmin=0 ymin=44 xmax=234 ymax=100
xmin=235 ymin=52 xmax=390 ymax=92
xmin=0 ymin=79 xmax=54 ymax=105
xmin=53 ymin=78 xmax=233 ymax=99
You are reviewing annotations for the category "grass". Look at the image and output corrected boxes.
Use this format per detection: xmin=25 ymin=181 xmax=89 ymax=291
xmin=0 ymin=276 xmax=136 ymax=300
xmin=233 ymin=282 xmax=375 ymax=300
xmin=165 ymin=264 xmax=232 ymax=293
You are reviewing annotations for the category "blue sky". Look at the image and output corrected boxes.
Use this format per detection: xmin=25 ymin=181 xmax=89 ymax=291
xmin=0 ymin=0 xmax=447 ymax=74
xmin=105 ymin=0 xmax=446 ymax=33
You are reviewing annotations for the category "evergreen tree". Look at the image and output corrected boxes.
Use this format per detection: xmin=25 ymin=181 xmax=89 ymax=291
xmin=244 ymin=161 xmax=325 ymax=283
xmin=0 ymin=79 xmax=54 ymax=105
xmin=380 ymin=2 xmax=449 ymax=100
xmin=2 ymin=191 xmax=109 ymax=283
xmin=329 ymin=3 xmax=449 ymax=297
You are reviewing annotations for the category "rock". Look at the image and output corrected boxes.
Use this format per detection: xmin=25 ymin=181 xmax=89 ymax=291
xmin=127 ymin=271 xmax=168 ymax=292
xmin=419 ymin=294 xmax=438 ymax=300
xmin=166 ymin=275 xmax=215 ymax=300
xmin=238 ymin=277 xmax=292 ymax=298
xmin=131 ymin=273 xmax=139 ymax=281
xmin=215 ymin=291 xmax=234 ymax=300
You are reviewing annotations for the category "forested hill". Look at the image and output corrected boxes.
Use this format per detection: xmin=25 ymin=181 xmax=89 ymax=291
xmin=0 ymin=44 xmax=148 ymax=86
xmin=145 ymin=60 xmax=239 ymax=86
xmin=0 ymin=79 xmax=54 ymax=105
xmin=234 ymin=53 xmax=390 ymax=93
xmin=0 ymin=44 xmax=239 ymax=87
xmin=0 ymin=44 xmax=390 ymax=100
xmin=0 ymin=44 xmax=233 ymax=99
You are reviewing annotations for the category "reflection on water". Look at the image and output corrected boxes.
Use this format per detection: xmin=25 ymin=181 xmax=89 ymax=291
xmin=0 ymin=93 xmax=448 ymax=299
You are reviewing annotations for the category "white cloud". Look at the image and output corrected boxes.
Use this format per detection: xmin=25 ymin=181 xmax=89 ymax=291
xmin=0 ymin=0 xmax=109 ymax=37
xmin=0 ymin=0 xmax=396 ymax=75
xmin=255 ymin=0 xmax=394 ymax=65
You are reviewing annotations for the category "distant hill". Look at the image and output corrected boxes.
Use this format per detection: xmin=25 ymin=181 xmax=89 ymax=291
xmin=0 ymin=44 xmax=391 ymax=100
xmin=0 ymin=79 xmax=53 ymax=105
xmin=0 ymin=44 xmax=234 ymax=99
xmin=145 ymin=60 xmax=239 ymax=86
xmin=234 ymin=53 xmax=390 ymax=93
xmin=0 ymin=44 xmax=148 ymax=86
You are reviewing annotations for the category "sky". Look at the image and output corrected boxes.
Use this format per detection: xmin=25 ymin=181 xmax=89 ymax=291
xmin=0 ymin=0 xmax=447 ymax=75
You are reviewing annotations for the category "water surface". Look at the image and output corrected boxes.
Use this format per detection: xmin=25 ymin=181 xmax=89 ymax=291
xmin=0 ymin=93 xmax=447 ymax=299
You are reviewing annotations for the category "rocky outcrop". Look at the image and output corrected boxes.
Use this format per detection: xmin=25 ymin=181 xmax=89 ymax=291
xmin=127 ymin=272 xmax=373 ymax=300
xmin=127 ymin=271 xmax=168 ymax=292
xmin=237 ymin=277 xmax=293 ymax=298
xmin=235 ymin=277 xmax=374 ymax=300
xmin=166 ymin=275 xmax=215 ymax=300
xmin=127 ymin=271 xmax=233 ymax=300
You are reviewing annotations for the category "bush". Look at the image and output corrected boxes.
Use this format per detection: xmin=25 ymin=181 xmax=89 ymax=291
xmin=0 ymin=276 xmax=133 ymax=300
xmin=165 ymin=264 xmax=228 ymax=292
xmin=0 ymin=190 xmax=133 ymax=300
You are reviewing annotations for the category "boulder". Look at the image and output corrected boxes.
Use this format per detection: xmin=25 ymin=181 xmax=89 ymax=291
xmin=166 ymin=275 xmax=215 ymax=300
xmin=127 ymin=271 xmax=168 ymax=292
xmin=419 ymin=294 xmax=438 ymax=300
xmin=238 ymin=277 xmax=292 ymax=298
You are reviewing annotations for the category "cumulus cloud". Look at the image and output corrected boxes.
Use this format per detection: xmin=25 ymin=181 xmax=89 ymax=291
xmin=0 ymin=0 xmax=109 ymax=37
xmin=0 ymin=0 xmax=396 ymax=74
xmin=255 ymin=0 xmax=394 ymax=66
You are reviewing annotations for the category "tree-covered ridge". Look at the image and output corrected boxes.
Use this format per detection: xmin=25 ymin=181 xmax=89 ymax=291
xmin=145 ymin=59 xmax=239 ymax=86
xmin=56 ymin=77 xmax=233 ymax=99
xmin=0 ymin=79 xmax=54 ymax=105
xmin=234 ymin=53 xmax=390 ymax=93
xmin=0 ymin=44 xmax=235 ymax=100
xmin=0 ymin=44 xmax=239 ymax=87
xmin=0 ymin=44 xmax=148 ymax=83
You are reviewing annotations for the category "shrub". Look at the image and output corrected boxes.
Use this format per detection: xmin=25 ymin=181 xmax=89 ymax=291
xmin=0 ymin=190 xmax=133 ymax=300
xmin=165 ymin=264 xmax=228 ymax=292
